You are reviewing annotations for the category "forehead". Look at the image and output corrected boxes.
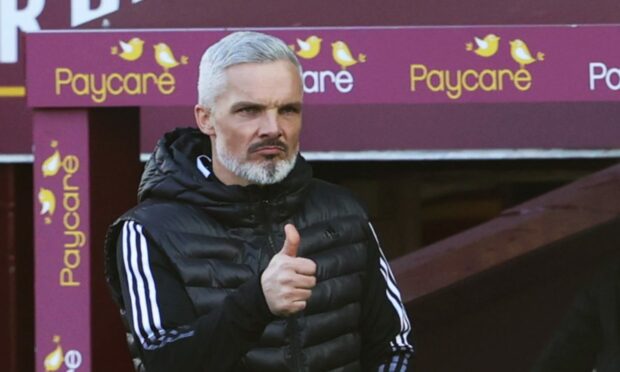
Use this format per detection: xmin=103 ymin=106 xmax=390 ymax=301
xmin=220 ymin=60 xmax=303 ymax=103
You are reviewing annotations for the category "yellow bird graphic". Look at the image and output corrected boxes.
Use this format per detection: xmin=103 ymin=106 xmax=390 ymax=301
xmin=331 ymin=41 xmax=366 ymax=70
xmin=294 ymin=35 xmax=322 ymax=59
xmin=510 ymin=39 xmax=545 ymax=69
xmin=466 ymin=34 xmax=500 ymax=58
xmin=38 ymin=188 xmax=56 ymax=216
xmin=111 ymin=37 xmax=145 ymax=61
xmin=44 ymin=335 xmax=64 ymax=371
xmin=42 ymin=150 xmax=62 ymax=177
xmin=154 ymin=43 xmax=189 ymax=72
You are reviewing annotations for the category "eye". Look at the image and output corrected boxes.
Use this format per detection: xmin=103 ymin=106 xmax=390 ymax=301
xmin=235 ymin=105 xmax=262 ymax=115
xmin=279 ymin=105 xmax=301 ymax=115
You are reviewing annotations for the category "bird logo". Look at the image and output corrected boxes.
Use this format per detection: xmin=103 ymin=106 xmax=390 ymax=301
xmin=44 ymin=335 xmax=64 ymax=371
xmin=291 ymin=35 xmax=323 ymax=59
xmin=111 ymin=37 xmax=145 ymax=61
xmin=510 ymin=39 xmax=545 ymax=69
xmin=153 ymin=43 xmax=189 ymax=72
xmin=331 ymin=41 xmax=366 ymax=70
xmin=42 ymin=149 xmax=62 ymax=177
xmin=466 ymin=34 xmax=500 ymax=58
xmin=38 ymin=188 xmax=56 ymax=219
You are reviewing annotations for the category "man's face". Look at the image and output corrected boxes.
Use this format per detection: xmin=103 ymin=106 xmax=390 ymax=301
xmin=195 ymin=60 xmax=303 ymax=186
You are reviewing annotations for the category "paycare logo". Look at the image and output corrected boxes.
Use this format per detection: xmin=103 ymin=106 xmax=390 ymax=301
xmin=39 ymin=141 xmax=85 ymax=287
xmin=44 ymin=335 xmax=83 ymax=372
xmin=54 ymin=37 xmax=188 ymax=103
xmin=39 ymin=141 xmax=61 ymax=225
xmin=288 ymin=35 xmax=366 ymax=94
xmin=410 ymin=33 xmax=545 ymax=99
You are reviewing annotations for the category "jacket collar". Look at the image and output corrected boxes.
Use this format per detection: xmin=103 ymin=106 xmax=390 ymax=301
xmin=138 ymin=127 xmax=312 ymax=227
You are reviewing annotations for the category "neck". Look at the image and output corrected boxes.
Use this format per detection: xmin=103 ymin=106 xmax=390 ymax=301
xmin=211 ymin=157 xmax=251 ymax=186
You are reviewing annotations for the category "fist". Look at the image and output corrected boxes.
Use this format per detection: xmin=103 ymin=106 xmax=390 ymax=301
xmin=261 ymin=224 xmax=317 ymax=316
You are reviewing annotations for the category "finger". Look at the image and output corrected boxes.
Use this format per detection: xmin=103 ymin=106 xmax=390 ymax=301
xmin=293 ymin=300 xmax=307 ymax=311
xmin=289 ymin=288 xmax=312 ymax=301
xmin=292 ymin=273 xmax=316 ymax=289
xmin=293 ymin=257 xmax=316 ymax=276
xmin=281 ymin=224 xmax=300 ymax=257
xmin=286 ymin=300 xmax=307 ymax=315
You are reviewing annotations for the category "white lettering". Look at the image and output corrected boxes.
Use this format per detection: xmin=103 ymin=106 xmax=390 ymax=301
xmin=65 ymin=349 xmax=83 ymax=371
xmin=302 ymin=70 xmax=355 ymax=94
xmin=589 ymin=62 xmax=607 ymax=90
xmin=71 ymin=0 xmax=119 ymax=27
xmin=588 ymin=62 xmax=620 ymax=91
xmin=606 ymin=67 xmax=620 ymax=90
xmin=1 ymin=0 xmax=147 ymax=64
xmin=334 ymin=70 xmax=354 ymax=93
xmin=303 ymin=70 xmax=320 ymax=93
xmin=0 ymin=0 xmax=45 ymax=63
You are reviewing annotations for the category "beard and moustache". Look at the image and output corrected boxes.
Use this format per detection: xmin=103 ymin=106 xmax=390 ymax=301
xmin=215 ymin=136 xmax=297 ymax=185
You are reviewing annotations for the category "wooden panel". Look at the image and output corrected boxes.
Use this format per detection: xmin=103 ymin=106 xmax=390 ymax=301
xmin=392 ymin=162 xmax=620 ymax=304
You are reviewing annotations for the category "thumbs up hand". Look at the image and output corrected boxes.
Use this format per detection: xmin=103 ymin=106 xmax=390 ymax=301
xmin=261 ymin=224 xmax=317 ymax=316
xmin=281 ymin=223 xmax=301 ymax=257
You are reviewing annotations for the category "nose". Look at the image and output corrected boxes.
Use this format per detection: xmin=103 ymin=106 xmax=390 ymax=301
xmin=258 ymin=109 xmax=282 ymax=138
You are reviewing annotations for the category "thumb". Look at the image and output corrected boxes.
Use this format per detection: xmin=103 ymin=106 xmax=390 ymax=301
xmin=281 ymin=224 xmax=300 ymax=257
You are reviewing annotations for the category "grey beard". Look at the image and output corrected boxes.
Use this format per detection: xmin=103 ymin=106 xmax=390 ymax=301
xmin=216 ymin=139 xmax=297 ymax=185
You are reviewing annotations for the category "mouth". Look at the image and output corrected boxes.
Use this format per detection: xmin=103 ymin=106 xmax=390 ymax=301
xmin=248 ymin=140 xmax=288 ymax=157
xmin=253 ymin=147 xmax=286 ymax=156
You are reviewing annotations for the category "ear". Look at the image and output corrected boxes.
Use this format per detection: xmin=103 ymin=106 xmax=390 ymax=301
xmin=194 ymin=104 xmax=215 ymax=136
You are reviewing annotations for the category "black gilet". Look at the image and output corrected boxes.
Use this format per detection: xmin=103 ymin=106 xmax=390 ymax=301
xmin=105 ymin=128 xmax=373 ymax=371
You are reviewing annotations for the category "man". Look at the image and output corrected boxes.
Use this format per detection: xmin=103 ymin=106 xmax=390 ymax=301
xmin=105 ymin=31 xmax=413 ymax=372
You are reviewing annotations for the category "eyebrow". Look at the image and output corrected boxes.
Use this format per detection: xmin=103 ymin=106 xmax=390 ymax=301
xmin=230 ymin=101 xmax=264 ymax=113
xmin=280 ymin=102 xmax=303 ymax=111
xmin=229 ymin=101 xmax=302 ymax=113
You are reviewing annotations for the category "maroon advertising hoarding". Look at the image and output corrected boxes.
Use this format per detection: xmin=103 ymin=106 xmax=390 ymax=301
xmin=23 ymin=26 xmax=620 ymax=156
xmin=4 ymin=1 xmax=620 ymax=157
xmin=25 ymin=26 xmax=620 ymax=107
xmin=33 ymin=111 xmax=91 ymax=372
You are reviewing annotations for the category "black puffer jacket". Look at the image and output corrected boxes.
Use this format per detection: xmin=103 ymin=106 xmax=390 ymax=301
xmin=105 ymin=128 xmax=412 ymax=371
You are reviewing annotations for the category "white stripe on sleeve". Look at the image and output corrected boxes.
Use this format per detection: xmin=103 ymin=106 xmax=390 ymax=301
xmin=137 ymin=223 xmax=163 ymax=334
xmin=369 ymin=222 xmax=413 ymax=352
xmin=121 ymin=221 xmax=194 ymax=349
xmin=122 ymin=221 xmax=145 ymax=345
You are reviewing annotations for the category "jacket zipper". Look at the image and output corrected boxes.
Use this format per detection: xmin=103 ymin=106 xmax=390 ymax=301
xmin=257 ymin=200 xmax=275 ymax=273
xmin=261 ymin=198 xmax=302 ymax=371
xmin=289 ymin=314 xmax=302 ymax=371
xmin=262 ymin=199 xmax=278 ymax=256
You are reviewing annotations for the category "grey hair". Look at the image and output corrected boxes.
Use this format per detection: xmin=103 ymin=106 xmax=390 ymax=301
xmin=197 ymin=31 xmax=302 ymax=109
